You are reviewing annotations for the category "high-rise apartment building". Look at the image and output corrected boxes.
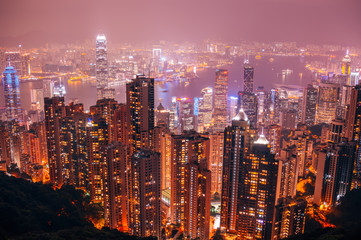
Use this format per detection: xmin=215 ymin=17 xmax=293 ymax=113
xmin=128 ymin=149 xmax=161 ymax=238
xmin=126 ymin=75 xmax=154 ymax=155
xmin=314 ymin=141 xmax=355 ymax=207
xmin=44 ymin=97 xmax=66 ymax=186
xmin=103 ymin=142 xmax=128 ymax=231
xmin=184 ymin=161 xmax=211 ymax=240
xmin=272 ymin=198 xmax=307 ymax=239
xmin=208 ymin=132 xmax=224 ymax=194
xmin=87 ymin=117 xmax=109 ymax=203
xmin=169 ymin=131 xmax=209 ymax=225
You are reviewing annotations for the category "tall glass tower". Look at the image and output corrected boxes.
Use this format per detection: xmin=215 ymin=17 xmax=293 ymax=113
xmin=3 ymin=65 xmax=21 ymax=121
xmin=96 ymin=34 xmax=109 ymax=99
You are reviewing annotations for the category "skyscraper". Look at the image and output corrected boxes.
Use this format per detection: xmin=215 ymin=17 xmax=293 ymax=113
xmin=184 ymin=161 xmax=211 ymax=240
xmin=3 ymin=65 xmax=21 ymax=122
xmin=126 ymin=75 xmax=155 ymax=155
xmin=198 ymin=87 xmax=213 ymax=132
xmin=315 ymin=141 xmax=355 ymax=207
xmin=238 ymin=91 xmax=258 ymax=128
xmin=128 ymin=149 xmax=161 ymax=238
xmin=238 ymin=135 xmax=278 ymax=240
xmin=272 ymin=198 xmax=307 ymax=239
xmin=301 ymin=84 xmax=317 ymax=127
xmin=342 ymin=51 xmax=351 ymax=85
xmin=213 ymin=69 xmax=229 ymax=132
xmin=169 ymin=131 xmax=210 ymax=224
xmin=316 ymin=82 xmax=340 ymax=124
xmin=244 ymin=62 xmax=254 ymax=93
xmin=208 ymin=132 xmax=224 ymax=194
xmin=88 ymin=117 xmax=109 ymax=204
xmin=96 ymin=34 xmax=109 ymax=100
xmin=221 ymin=109 xmax=251 ymax=233
xmin=177 ymin=97 xmax=196 ymax=132
xmin=345 ymin=85 xmax=361 ymax=181
xmin=103 ymin=142 xmax=128 ymax=231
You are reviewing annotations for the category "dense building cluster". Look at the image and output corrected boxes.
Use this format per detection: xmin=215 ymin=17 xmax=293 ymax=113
xmin=1 ymin=36 xmax=361 ymax=240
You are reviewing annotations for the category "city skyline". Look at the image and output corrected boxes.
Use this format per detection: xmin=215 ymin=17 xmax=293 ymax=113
xmin=1 ymin=1 xmax=361 ymax=240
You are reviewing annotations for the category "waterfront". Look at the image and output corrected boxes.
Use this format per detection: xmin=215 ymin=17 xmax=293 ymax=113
xmin=1 ymin=55 xmax=322 ymax=111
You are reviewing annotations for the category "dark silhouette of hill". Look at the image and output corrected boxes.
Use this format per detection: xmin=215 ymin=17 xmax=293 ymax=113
xmin=0 ymin=172 xmax=154 ymax=240
xmin=286 ymin=188 xmax=361 ymax=240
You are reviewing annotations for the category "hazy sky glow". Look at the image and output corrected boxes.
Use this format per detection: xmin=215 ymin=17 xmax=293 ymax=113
xmin=1 ymin=0 xmax=360 ymax=47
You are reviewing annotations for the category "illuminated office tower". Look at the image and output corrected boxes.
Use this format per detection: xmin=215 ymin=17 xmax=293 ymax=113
xmin=103 ymin=142 xmax=128 ymax=231
xmin=237 ymin=135 xmax=277 ymax=240
xmin=243 ymin=62 xmax=254 ymax=93
xmin=208 ymin=132 xmax=224 ymax=194
xmin=342 ymin=51 xmax=351 ymax=85
xmin=213 ymin=69 xmax=229 ymax=132
xmin=170 ymin=131 xmax=209 ymax=225
xmin=350 ymin=71 xmax=359 ymax=86
xmin=256 ymin=87 xmax=266 ymax=124
xmin=280 ymin=109 xmax=297 ymax=130
xmin=126 ymin=75 xmax=154 ymax=155
xmin=3 ymin=65 xmax=21 ymax=122
xmin=238 ymin=91 xmax=258 ymax=128
xmin=221 ymin=109 xmax=251 ymax=233
xmin=96 ymin=34 xmax=109 ymax=100
xmin=31 ymin=88 xmax=44 ymax=111
xmin=88 ymin=117 xmax=109 ymax=204
xmin=169 ymin=97 xmax=179 ymax=133
xmin=21 ymin=53 xmax=30 ymax=76
xmin=315 ymin=141 xmax=355 ymax=207
xmin=198 ymin=87 xmax=213 ymax=132
xmin=301 ymin=84 xmax=317 ymax=127
xmin=42 ymin=79 xmax=54 ymax=98
xmin=272 ymin=198 xmax=307 ymax=240
xmin=336 ymin=85 xmax=353 ymax=120
xmin=228 ymin=96 xmax=238 ymax=125
xmin=44 ymin=97 xmax=66 ymax=186
xmin=316 ymin=82 xmax=340 ymax=124
xmin=128 ymin=149 xmax=161 ymax=238
xmin=177 ymin=97 xmax=196 ymax=132
xmin=4 ymin=52 xmax=22 ymax=75
xmin=345 ymin=86 xmax=361 ymax=180
xmin=264 ymin=124 xmax=282 ymax=156
xmin=184 ymin=161 xmax=211 ymax=240
xmin=155 ymin=103 xmax=170 ymax=128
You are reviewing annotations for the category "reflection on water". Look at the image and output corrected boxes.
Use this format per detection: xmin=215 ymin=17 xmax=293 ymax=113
xmin=0 ymin=55 xmax=322 ymax=111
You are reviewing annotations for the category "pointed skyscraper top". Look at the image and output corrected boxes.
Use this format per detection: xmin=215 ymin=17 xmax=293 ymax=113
xmin=233 ymin=108 xmax=248 ymax=122
xmin=157 ymin=102 xmax=165 ymax=111
xmin=254 ymin=133 xmax=269 ymax=145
